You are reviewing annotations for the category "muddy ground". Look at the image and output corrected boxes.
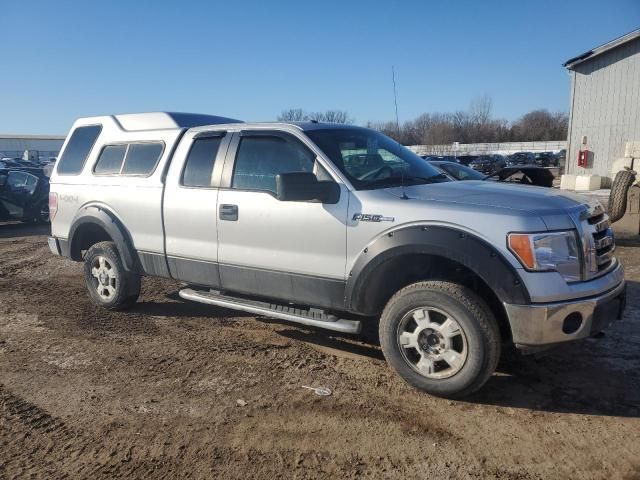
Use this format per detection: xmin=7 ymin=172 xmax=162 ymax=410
xmin=0 ymin=222 xmax=639 ymax=479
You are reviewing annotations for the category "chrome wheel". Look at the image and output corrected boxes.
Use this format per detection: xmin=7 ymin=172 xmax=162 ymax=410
xmin=397 ymin=307 xmax=468 ymax=379
xmin=90 ymin=256 xmax=117 ymax=301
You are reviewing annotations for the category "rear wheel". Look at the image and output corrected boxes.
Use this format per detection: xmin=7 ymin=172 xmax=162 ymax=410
xmin=83 ymin=241 xmax=140 ymax=310
xmin=379 ymin=281 xmax=501 ymax=398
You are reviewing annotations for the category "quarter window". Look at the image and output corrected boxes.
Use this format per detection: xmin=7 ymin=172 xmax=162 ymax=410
xmin=121 ymin=143 xmax=164 ymax=175
xmin=182 ymin=136 xmax=223 ymax=187
xmin=57 ymin=125 xmax=102 ymax=175
xmin=232 ymin=135 xmax=315 ymax=194
xmin=94 ymin=145 xmax=127 ymax=174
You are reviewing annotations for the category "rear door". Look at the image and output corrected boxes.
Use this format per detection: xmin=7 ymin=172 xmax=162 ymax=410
xmin=216 ymin=130 xmax=349 ymax=309
xmin=0 ymin=171 xmax=38 ymax=219
xmin=163 ymin=130 xmax=231 ymax=286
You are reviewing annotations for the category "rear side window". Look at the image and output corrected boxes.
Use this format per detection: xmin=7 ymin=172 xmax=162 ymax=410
xmin=182 ymin=137 xmax=223 ymax=187
xmin=122 ymin=143 xmax=164 ymax=175
xmin=94 ymin=145 xmax=127 ymax=174
xmin=57 ymin=125 xmax=102 ymax=175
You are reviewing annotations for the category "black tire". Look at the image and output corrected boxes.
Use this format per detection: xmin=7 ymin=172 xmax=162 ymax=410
xmin=83 ymin=241 xmax=140 ymax=310
xmin=609 ymin=169 xmax=636 ymax=223
xmin=379 ymin=281 xmax=501 ymax=399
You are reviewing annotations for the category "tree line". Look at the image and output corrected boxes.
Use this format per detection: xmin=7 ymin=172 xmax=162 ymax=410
xmin=277 ymin=96 xmax=568 ymax=145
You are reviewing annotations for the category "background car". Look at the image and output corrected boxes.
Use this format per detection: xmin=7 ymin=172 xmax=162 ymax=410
xmin=430 ymin=161 xmax=486 ymax=180
xmin=468 ymin=154 xmax=506 ymax=174
xmin=506 ymin=151 xmax=536 ymax=166
xmin=0 ymin=168 xmax=50 ymax=223
xmin=534 ymin=151 xmax=557 ymax=167
xmin=421 ymin=155 xmax=459 ymax=162
xmin=456 ymin=154 xmax=478 ymax=166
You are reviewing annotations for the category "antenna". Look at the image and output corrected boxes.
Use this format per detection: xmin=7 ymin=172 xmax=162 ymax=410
xmin=392 ymin=66 xmax=408 ymax=200
xmin=392 ymin=66 xmax=400 ymax=134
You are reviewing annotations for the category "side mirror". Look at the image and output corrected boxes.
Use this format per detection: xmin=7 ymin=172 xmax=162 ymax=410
xmin=276 ymin=172 xmax=340 ymax=204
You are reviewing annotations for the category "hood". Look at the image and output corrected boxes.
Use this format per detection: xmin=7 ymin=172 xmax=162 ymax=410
xmin=382 ymin=180 xmax=594 ymax=215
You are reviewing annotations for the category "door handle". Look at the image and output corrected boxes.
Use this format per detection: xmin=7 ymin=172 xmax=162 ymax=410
xmin=219 ymin=204 xmax=238 ymax=221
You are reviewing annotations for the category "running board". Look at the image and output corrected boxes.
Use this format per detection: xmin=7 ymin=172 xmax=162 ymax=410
xmin=178 ymin=288 xmax=362 ymax=334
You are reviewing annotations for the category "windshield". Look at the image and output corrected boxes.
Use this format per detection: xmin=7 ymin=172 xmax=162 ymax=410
xmin=305 ymin=128 xmax=449 ymax=190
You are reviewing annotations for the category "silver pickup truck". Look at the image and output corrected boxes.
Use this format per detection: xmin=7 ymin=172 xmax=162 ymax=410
xmin=47 ymin=112 xmax=626 ymax=398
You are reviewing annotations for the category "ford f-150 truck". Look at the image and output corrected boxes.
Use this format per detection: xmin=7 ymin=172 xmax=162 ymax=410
xmin=47 ymin=112 xmax=626 ymax=398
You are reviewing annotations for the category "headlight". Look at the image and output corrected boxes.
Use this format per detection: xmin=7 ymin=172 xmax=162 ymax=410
xmin=508 ymin=231 xmax=581 ymax=282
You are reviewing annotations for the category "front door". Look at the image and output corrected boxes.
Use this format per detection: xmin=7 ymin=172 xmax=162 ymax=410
xmin=216 ymin=130 xmax=349 ymax=309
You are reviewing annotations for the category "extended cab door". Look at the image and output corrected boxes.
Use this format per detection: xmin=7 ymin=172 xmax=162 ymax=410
xmin=163 ymin=130 xmax=231 ymax=286
xmin=216 ymin=130 xmax=349 ymax=310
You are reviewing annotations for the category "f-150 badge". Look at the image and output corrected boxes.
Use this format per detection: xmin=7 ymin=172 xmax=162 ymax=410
xmin=352 ymin=213 xmax=395 ymax=223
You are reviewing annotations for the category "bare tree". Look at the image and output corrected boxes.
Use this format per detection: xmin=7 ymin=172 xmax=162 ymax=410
xmin=277 ymin=109 xmax=353 ymax=124
xmin=277 ymin=108 xmax=308 ymax=122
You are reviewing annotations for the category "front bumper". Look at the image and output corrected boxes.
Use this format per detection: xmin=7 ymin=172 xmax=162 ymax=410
xmin=504 ymin=280 xmax=626 ymax=349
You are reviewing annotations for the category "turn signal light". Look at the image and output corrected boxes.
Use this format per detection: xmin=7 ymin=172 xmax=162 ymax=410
xmin=508 ymin=234 xmax=535 ymax=269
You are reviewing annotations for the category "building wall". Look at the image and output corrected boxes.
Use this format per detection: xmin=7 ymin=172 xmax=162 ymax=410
xmin=566 ymin=37 xmax=640 ymax=178
xmin=0 ymin=135 xmax=65 ymax=160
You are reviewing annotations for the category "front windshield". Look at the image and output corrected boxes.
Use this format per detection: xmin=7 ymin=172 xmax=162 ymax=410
xmin=305 ymin=128 xmax=449 ymax=190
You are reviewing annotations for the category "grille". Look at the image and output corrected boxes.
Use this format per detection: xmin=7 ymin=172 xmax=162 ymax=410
xmin=582 ymin=205 xmax=615 ymax=278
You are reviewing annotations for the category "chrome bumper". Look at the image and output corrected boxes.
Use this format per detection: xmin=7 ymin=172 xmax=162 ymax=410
xmin=504 ymin=280 xmax=626 ymax=349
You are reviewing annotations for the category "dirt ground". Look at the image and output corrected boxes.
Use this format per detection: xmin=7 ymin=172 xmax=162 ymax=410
xmin=0 ymin=222 xmax=639 ymax=479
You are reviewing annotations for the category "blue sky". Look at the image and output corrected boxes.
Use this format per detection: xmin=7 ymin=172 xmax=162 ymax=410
xmin=1 ymin=0 xmax=638 ymax=134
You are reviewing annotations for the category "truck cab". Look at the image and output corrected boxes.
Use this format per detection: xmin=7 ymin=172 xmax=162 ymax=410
xmin=48 ymin=112 xmax=626 ymax=398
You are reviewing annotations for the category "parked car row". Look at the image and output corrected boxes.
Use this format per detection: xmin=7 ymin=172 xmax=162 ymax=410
xmin=422 ymin=150 xmax=564 ymax=173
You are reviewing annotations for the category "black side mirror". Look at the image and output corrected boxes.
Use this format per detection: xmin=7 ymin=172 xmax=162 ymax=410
xmin=276 ymin=172 xmax=340 ymax=204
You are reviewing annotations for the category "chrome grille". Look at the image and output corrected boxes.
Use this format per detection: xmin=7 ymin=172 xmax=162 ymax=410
xmin=581 ymin=204 xmax=615 ymax=279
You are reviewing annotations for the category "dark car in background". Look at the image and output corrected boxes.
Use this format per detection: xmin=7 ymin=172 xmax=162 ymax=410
xmin=0 ymin=168 xmax=50 ymax=223
xmin=421 ymin=155 xmax=459 ymax=163
xmin=468 ymin=154 xmax=506 ymax=174
xmin=507 ymin=151 xmax=536 ymax=166
xmin=456 ymin=154 xmax=478 ymax=166
xmin=430 ymin=161 xmax=486 ymax=180
xmin=534 ymin=151 xmax=557 ymax=167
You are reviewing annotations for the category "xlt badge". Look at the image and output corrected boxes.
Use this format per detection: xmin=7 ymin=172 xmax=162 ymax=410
xmin=352 ymin=213 xmax=395 ymax=223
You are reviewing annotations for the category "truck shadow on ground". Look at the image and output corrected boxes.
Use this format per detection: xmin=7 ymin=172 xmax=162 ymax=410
xmin=136 ymin=287 xmax=639 ymax=419
xmin=266 ymin=303 xmax=640 ymax=419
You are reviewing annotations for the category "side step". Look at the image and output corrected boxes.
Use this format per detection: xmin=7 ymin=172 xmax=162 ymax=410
xmin=179 ymin=288 xmax=362 ymax=334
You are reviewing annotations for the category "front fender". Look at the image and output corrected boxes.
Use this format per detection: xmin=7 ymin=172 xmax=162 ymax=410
xmin=345 ymin=225 xmax=530 ymax=314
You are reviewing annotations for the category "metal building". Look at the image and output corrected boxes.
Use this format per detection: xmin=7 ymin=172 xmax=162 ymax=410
xmin=0 ymin=134 xmax=65 ymax=161
xmin=564 ymin=29 xmax=640 ymax=179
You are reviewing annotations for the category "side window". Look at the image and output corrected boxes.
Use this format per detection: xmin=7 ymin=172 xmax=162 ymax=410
xmin=94 ymin=145 xmax=127 ymax=174
xmin=121 ymin=143 xmax=164 ymax=175
xmin=57 ymin=125 xmax=102 ymax=175
xmin=232 ymin=135 xmax=315 ymax=194
xmin=182 ymin=136 xmax=223 ymax=187
xmin=7 ymin=171 xmax=27 ymax=189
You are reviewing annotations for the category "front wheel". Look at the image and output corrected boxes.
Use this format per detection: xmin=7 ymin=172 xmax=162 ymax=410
xmin=83 ymin=241 xmax=141 ymax=310
xmin=379 ymin=281 xmax=501 ymax=398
